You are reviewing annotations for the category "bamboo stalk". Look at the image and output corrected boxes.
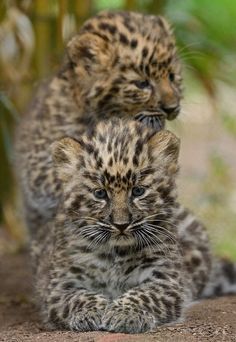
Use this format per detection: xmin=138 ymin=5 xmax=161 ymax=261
xmin=34 ymin=0 xmax=52 ymax=77
xmin=73 ymin=0 xmax=92 ymax=29
xmin=57 ymin=0 xmax=67 ymax=50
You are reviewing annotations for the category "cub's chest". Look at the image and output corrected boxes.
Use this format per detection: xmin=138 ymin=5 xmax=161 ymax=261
xmin=72 ymin=253 xmax=157 ymax=299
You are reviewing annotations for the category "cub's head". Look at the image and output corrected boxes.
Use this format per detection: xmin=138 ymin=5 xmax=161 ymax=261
xmin=52 ymin=119 xmax=180 ymax=252
xmin=63 ymin=11 xmax=182 ymax=127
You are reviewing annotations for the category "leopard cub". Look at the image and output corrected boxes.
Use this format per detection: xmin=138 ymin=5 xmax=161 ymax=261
xmin=32 ymin=119 xmax=236 ymax=333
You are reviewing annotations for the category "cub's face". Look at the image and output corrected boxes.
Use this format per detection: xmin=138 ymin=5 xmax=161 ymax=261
xmin=52 ymin=120 xmax=180 ymax=251
xmin=65 ymin=11 xmax=182 ymax=129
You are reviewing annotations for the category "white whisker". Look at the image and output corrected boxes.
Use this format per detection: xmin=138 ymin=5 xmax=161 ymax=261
xmin=141 ymin=226 xmax=169 ymax=257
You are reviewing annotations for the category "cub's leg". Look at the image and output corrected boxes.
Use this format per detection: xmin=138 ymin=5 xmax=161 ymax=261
xmin=42 ymin=283 xmax=108 ymax=331
xmin=102 ymin=262 xmax=185 ymax=333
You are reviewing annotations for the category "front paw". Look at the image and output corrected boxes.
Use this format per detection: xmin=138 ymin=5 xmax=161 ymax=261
xmin=68 ymin=308 xmax=104 ymax=331
xmin=102 ymin=303 xmax=156 ymax=333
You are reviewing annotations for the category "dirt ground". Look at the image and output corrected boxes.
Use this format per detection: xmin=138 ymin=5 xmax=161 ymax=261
xmin=0 ymin=252 xmax=235 ymax=342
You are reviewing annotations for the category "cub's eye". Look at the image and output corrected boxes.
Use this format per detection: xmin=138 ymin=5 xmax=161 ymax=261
xmin=168 ymin=72 xmax=175 ymax=82
xmin=93 ymin=189 xmax=107 ymax=200
xmin=134 ymin=80 xmax=151 ymax=89
xmin=132 ymin=186 xmax=145 ymax=197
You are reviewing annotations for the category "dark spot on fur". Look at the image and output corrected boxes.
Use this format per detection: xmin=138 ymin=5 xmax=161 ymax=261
xmin=49 ymin=308 xmax=59 ymax=324
xmin=124 ymin=265 xmax=136 ymax=275
xmin=158 ymin=184 xmax=171 ymax=201
xmin=98 ymin=133 xmax=106 ymax=143
xmin=62 ymin=304 xmax=70 ymax=319
xmin=142 ymin=47 xmax=149 ymax=58
xmin=122 ymin=18 xmax=135 ymax=33
xmin=78 ymin=46 xmax=94 ymax=60
xmin=79 ymin=141 xmax=94 ymax=154
xmin=120 ymin=65 xmax=127 ymax=72
xmin=107 ymin=142 xmax=112 ymax=153
xmin=132 ymin=155 xmax=139 ymax=167
xmin=140 ymin=294 xmax=150 ymax=303
xmin=62 ymin=281 xmax=76 ymax=290
xmin=145 ymin=65 xmax=150 ymax=77
xmin=98 ymin=94 xmax=113 ymax=109
xmin=114 ymin=151 xmax=118 ymax=162
xmin=110 ymin=175 xmax=115 ymax=183
xmin=94 ymin=86 xmax=104 ymax=98
xmin=119 ymin=33 xmax=129 ymax=45
xmin=92 ymin=31 xmax=109 ymax=42
xmin=99 ymin=22 xmax=117 ymax=35
xmin=130 ymin=39 xmax=138 ymax=49
xmin=125 ymin=169 xmax=132 ymax=181
xmin=70 ymin=266 xmax=83 ymax=274
xmin=152 ymin=270 xmax=167 ymax=280
xmin=34 ymin=175 xmax=47 ymax=187
xmin=69 ymin=195 xmax=84 ymax=212
xmin=191 ymin=256 xmax=201 ymax=267
xmin=123 ymin=157 xmax=128 ymax=166
xmin=109 ymin=86 xmax=119 ymax=94
xmin=151 ymin=60 xmax=158 ymax=68
xmin=108 ymin=157 xmax=113 ymax=167
xmin=96 ymin=157 xmax=103 ymax=168
xmin=54 ymin=149 xmax=69 ymax=164
xmin=174 ymin=296 xmax=182 ymax=318
xmin=83 ymin=23 xmax=94 ymax=32
xmin=135 ymin=138 xmax=143 ymax=155
xmin=50 ymin=296 xmax=60 ymax=304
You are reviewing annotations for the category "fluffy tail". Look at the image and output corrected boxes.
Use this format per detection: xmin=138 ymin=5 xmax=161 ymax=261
xmin=202 ymin=258 xmax=236 ymax=298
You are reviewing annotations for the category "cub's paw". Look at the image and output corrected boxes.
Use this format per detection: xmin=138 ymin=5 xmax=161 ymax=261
xmin=68 ymin=308 xmax=104 ymax=331
xmin=102 ymin=303 xmax=156 ymax=333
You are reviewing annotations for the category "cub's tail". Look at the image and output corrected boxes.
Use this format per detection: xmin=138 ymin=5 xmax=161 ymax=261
xmin=202 ymin=258 xmax=236 ymax=298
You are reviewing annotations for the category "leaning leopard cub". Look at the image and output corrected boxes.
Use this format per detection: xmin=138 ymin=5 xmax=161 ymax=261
xmin=16 ymin=10 xmax=182 ymax=235
xmin=32 ymin=119 xmax=236 ymax=333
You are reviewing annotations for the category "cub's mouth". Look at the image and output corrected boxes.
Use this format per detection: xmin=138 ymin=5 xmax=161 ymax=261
xmin=135 ymin=106 xmax=180 ymax=131
xmin=135 ymin=110 xmax=166 ymax=131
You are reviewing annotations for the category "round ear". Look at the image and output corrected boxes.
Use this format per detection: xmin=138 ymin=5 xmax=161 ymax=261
xmin=148 ymin=130 xmax=180 ymax=173
xmin=154 ymin=15 xmax=172 ymax=33
xmin=51 ymin=137 xmax=81 ymax=181
xmin=66 ymin=32 xmax=115 ymax=77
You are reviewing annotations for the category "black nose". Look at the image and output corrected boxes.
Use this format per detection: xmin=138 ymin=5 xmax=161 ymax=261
xmin=113 ymin=223 xmax=129 ymax=232
xmin=160 ymin=105 xmax=179 ymax=115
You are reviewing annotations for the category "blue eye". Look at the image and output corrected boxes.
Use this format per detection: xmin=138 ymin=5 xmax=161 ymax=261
xmin=134 ymin=80 xmax=150 ymax=89
xmin=132 ymin=186 xmax=145 ymax=197
xmin=94 ymin=189 xmax=107 ymax=199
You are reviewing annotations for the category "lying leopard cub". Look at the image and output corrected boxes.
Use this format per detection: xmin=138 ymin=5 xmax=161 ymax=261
xmin=32 ymin=119 xmax=236 ymax=333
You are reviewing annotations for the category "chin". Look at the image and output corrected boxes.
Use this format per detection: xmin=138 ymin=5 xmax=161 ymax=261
xmin=109 ymin=235 xmax=135 ymax=248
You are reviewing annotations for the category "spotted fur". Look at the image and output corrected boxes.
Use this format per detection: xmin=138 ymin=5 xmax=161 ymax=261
xmin=15 ymin=10 xmax=182 ymax=234
xmin=32 ymin=119 xmax=236 ymax=333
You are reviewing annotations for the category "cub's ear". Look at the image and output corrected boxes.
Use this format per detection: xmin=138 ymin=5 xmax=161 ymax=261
xmin=67 ymin=33 xmax=114 ymax=78
xmin=51 ymin=137 xmax=81 ymax=182
xmin=148 ymin=130 xmax=180 ymax=174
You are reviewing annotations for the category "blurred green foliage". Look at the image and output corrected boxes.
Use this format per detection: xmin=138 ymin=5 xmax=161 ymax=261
xmin=0 ymin=93 xmax=18 ymax=221
xmin=0 ymin=0 xmax=235 ymax=257
xmin=165 ymin=0 xmax=236 ymax=94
